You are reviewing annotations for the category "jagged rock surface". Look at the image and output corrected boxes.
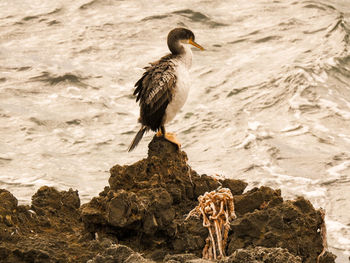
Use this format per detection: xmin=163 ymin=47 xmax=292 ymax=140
xmin=0 ymin=136 xmax=335 ymax=262
xmin=0 ymin=187 xmax=105 ymax=262
xmin=225 ymin=246 xmax=302 ymax=263
xmin=87 ymin=244 xmax=154 ymax=263
xmin=87 ymin=247 xmax=302 ymax=263
xmin=229 ymin=193 xmax=323 ymax=263
xmin=81 ymin=136 xmax=334 ymax=262
xmin=80 ymin=136 xmax=248 ymax=259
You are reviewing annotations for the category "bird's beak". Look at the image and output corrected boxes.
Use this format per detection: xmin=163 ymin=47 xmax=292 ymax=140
xmin=189 ymin=39 xmax=205 ymax=51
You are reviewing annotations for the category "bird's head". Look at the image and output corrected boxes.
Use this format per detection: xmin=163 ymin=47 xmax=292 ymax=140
xmin=167 ymin=28 xmax=204 ymax=54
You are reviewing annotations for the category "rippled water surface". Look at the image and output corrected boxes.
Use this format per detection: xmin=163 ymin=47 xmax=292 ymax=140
xmin=1 ymin=0 xmax=350 ymax=261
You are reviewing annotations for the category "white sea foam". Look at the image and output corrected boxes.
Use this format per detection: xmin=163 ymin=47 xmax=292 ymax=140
xmin=282 ymin=125 xmax=309 ymax=136
xmin=48 ymin=93 xmax=58 ymax=99
xmin=320 ymin=98 xmax=350 ymax=120
xmin=339 ymin=133 xmax=350 ymax=143
xmin=327 ymin=161 xmax=350 ymax=177
xmin=248 ymin=121 xmax=261 ymax=131
xmin=288 ymin=86 xmax=314 ymax=110
xmin=327 ymin=219 xmax=350 ymax=249
xmin=235 ymin=133 xmax=256 ymax=149
xmin=314 ymin=123 xmax=329 ymax=132
xmin=66 ymin=86 xmax=80 ymax=93
xmin=280 ymin=124 xmax=301 ymax=132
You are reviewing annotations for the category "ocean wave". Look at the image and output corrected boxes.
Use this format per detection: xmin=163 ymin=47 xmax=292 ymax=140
xmin=79 ymin=0 xmax=103 ymax=10
xmin=30 ymin=72 xmax=88 ymax=87
xmin=141 ymin=9 xmax=227 ymax=28
xmin=15 ymin=7 xmax=63 ymax=25
xmin=172 ymin=9 xmax=227 ymax=27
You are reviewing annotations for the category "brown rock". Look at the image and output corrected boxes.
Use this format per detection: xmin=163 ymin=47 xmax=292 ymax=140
xmin=0 ymin=190 xmax=18 ymax=211
xmin=0 ymin=136 xmax=336 ymax=263
xmin=107 ymin=190 xmax=143 ymax=227
xmin=228 ymin=196 xmax=327 ymax=263
xmin=233 ymin=186 xmax=283 ymax=215
xmin=81 ymin=136 xmax=248 ymax=259
xmin=0 ymin=187 xmax=103 ymax=262
xmin=225 ymin=246 xmax=302 ymax=263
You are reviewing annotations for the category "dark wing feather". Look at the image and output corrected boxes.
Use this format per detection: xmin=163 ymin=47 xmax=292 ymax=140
xmin=133 ymin=57 xmax=177 ymax=131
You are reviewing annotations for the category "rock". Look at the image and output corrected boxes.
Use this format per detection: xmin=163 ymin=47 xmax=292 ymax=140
xmin=107 ymin=190 xmax=143 ymax=228
xmin=163 ymin=253 xmax=199 ymax=263
xmin=80 ymin=136 xmax=335 ymax=262
xmin=222 ymin=179 xmax=249 ymax=196
xmin=0 ymin=189 xmax=18 ymax=211
xmin=0 ymin=187 xmax=102 ymax=263
xmin=0 ymin=189 xmax=34 ymax=242
xmin=81 ymin=136 xmax=248 ymax=259
xmin=0 ymin=246 xmax=51 ymax=263
xmin=87 ymin=244 xmax=154 ymax=263
xmin=318 ymin=251 xmax=337 ymax=263
xmin=224 ymin=246 xmax=302 ymax=263
xmin=228 ymin=195 xmax=325 ymax=263
xmin=233 ymin=186 xmax=283 ymax=215
xmin=0 ymin=136 xmax=336 ymax=262
xmin=31 ymin=186 xmax=80 ymax=213
xmin=31 ymin=186 xmax=81 ymax=231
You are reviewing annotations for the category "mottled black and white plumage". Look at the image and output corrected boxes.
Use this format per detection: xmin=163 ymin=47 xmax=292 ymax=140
xmin=128 ymin=28 xmax=204 ymax=151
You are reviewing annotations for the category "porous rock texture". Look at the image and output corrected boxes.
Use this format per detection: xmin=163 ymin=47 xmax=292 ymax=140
xmin=80 ymin=136 xmax=248 ymax=260
xmin=0 ymin=136 xmax=336 ymax=263
xmin=0 ymin=187 xmax=102 ymax=262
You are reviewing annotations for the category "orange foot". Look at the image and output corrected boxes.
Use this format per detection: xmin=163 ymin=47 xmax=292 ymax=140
xmin=164 ymin=132 xmax=181 ymax=149
xmin=156 ymin=130 xmax=163 ymax=137
xmin=156 ymin=130 xmax=181 ymax=149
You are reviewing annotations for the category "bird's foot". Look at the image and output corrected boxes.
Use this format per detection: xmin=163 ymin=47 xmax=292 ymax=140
xmin=156 ymin=130 xmax=163 ymax=137
xmin=164 ymin=132 xmax=181 ymax=149
xmin=155 ymin=130 xmax=181 ymax=149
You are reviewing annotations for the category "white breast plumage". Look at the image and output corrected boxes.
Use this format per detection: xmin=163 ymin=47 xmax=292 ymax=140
xmin=164 ymin=64 xmax=191 ymax=124
xmin=164 ymin=46 xmax=192 ymax=124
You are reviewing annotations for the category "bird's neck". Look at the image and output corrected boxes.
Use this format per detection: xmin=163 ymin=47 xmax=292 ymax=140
xmin=173 ymin=44 xmax=192 ymax=69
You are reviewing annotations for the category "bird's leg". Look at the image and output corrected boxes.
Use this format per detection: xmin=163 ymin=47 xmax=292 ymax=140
xmin=161 ymin=126 xmax=166 ymax=137
xmin=159 ymin=126 xmax=181 ymax=149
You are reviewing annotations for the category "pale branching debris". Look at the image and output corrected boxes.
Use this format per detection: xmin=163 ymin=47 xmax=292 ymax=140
xmin=186 ymin=188 xmax=236 ymax=260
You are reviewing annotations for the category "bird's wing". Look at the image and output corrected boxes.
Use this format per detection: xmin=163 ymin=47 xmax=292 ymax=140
xmin=134 ymin=59 xmax=177 ymax=112
xmin=133 ymin=58 xmax=177 ymax=131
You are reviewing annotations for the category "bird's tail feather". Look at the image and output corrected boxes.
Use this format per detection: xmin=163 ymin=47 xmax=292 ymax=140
xmin=128 ymin=126 xmax=147 ymax=152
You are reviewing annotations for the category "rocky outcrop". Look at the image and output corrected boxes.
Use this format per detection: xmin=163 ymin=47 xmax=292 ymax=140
xmin=0 ymin=187 xmax=102 ymax=262
xmin=0 ymin=136 xmax=336 ymax=262
xmin=80 ymin=136 xmax=247 ymax=259
xmin=87 ymin=245 xmax=302 ymax=263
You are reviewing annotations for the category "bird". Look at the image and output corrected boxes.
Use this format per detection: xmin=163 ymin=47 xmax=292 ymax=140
xmin=128 ymin=28 xmax=204 ymax=152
